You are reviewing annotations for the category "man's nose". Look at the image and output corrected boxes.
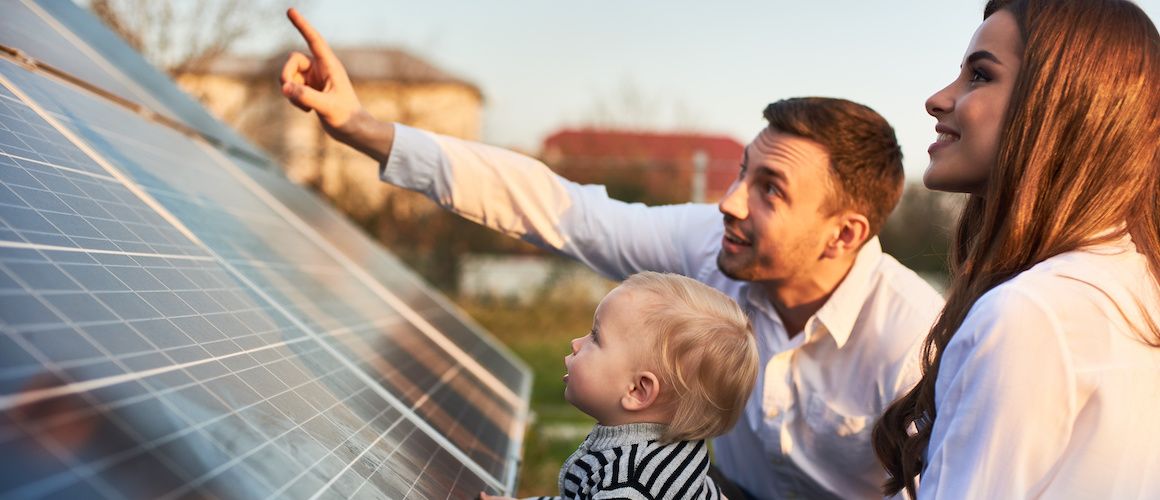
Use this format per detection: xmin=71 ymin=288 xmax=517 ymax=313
xmin=719 ymin=179 xmax=748 ymax=219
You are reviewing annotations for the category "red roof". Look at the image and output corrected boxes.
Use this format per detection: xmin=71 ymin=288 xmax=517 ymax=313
xmin=541 ymin=129 xmax=745 ymax=202
xmin=542 ymin=129 xmax=743 ymax=163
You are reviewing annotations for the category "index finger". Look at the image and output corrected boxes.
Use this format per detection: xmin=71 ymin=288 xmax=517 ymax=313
xmin=287 ymin=8 xmax=337 ymax=62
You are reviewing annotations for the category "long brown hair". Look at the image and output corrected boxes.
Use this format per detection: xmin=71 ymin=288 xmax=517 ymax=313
xmin=872 ymin=0 xmax=1160 ymax=496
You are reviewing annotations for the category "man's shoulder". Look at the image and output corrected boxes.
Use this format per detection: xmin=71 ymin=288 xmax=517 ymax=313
xmin=867 ymin=253 xmax=945 ymax=324
xmin=847 ymin=253 xmax=944 ymax=365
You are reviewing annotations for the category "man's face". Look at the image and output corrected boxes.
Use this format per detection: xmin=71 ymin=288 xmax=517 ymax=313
xmin=716 ymin=128 xmax=839 ymax=285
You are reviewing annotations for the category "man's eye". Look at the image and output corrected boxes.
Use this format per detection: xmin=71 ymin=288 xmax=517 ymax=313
xmin=765 ymin=183 xmax=779 ymax=196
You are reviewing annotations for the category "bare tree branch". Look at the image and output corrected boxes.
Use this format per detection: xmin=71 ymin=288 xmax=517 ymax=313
xmin=86 ymin=0 xmax=302 ymax=78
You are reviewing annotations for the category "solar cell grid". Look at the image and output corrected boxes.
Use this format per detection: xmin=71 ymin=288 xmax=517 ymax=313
xmin=0 ymin=0 xmax=271 ymax=165
xmin=12 ymin=57 xmax=517 ymax=436
xmin=415 ymin=305 xmax=528 ymax=392
xmin=228 ymin=257 xmax=520 ymax=480
xmin=333 ymin=317 xmax=517 ymax=475
xmin=0 ymin=69 xmax=516 ymax=498
xmin=232 ymin=155 xmax=529 ymax=399
xmin=1 ymin=1 xmax=531 ymax=495
xmin=6 ymin=64 xmax=526 ymax=407
xmin=0 ymin=1 xmax=165 ymax=115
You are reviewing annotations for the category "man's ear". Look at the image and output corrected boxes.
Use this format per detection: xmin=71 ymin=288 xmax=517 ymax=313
xmin=823 ymin=212 xmax=870 ymax=259
xmin=621 ymin=371 xmax=661 ymax=412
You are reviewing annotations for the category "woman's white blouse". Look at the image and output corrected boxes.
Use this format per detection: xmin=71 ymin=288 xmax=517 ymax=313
xmin=921 ymin=236 xmax=1160 ymax=498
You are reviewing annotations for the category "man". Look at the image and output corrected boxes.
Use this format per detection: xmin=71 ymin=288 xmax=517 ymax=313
xmin=279 ymin=9 xmax=943 ymax=499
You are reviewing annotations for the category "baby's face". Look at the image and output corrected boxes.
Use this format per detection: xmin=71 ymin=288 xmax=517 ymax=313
xmin=563 ymin=286 xmax=650 ymax=424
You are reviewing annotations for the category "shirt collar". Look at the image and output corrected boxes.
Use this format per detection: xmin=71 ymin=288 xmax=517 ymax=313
xmin=585 ymin=422 xmax=667 ymax=451
xmin=811 ymin=237 xmax=883 ymax=349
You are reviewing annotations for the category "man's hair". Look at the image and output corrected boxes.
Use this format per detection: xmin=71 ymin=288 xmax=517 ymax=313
xmin=620 ymin=271 xmax=757 ymax=443
xmin=763 ymin=97 xmax=905 ymax=238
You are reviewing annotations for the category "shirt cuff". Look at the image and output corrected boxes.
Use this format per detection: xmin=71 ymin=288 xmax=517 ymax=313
xmin=379 ymin=124 xmax=444 ymax=191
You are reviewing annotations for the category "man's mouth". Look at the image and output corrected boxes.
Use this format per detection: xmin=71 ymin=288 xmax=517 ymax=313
xmin=724 ymin=233 xmax=749 ymax=245
xmin=723 ymin=225 xmax=752 ymax=249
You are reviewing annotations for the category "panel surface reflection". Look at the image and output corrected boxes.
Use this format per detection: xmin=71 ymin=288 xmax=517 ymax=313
xmin=0 ymin=68 xmax=500 ymax=498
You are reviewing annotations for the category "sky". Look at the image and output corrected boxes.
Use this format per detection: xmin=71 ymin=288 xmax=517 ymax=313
xmin=245 ymin=0 xmax=1160 ymax=179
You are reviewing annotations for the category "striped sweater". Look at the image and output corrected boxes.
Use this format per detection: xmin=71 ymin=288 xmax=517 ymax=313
xmin=530 ymin=423 xmax=721 ymax=500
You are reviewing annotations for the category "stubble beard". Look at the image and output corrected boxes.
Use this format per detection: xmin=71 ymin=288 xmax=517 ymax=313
xmin=717 ymin=248 xmax=759 ymax=282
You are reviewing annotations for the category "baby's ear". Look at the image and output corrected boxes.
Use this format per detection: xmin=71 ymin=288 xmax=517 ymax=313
xmin=621 ymin=371 xmax=661 ymax=412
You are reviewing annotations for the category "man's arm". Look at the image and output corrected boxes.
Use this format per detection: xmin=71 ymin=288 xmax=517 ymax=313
xmin=280 ymin=9 xmax=719 ymax=280
xmin=383 ymin=126 xmax=718 ymax=280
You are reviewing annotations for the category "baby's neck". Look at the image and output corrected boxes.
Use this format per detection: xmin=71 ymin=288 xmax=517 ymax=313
xmin=591 ymin=409 xmax=671 ymax=429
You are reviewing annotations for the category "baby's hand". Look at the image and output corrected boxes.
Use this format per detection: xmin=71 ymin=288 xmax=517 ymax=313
xmin=479 ymin=491 xmax=517 ymax=500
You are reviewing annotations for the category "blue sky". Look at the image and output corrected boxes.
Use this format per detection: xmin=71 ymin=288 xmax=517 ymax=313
xmin=251 ymin=1 xmax=1160 ymax=178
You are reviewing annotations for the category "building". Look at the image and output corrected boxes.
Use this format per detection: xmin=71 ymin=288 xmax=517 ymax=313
xmin=177 ymin=47 xmax=483 ymax=219
xmin=541 ymin=129 xmax=744 ymax=204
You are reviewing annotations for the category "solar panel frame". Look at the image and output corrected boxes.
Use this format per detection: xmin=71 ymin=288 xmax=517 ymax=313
xmin=0 ymin=0 xmax=173 ymax=122
xmin=1 ymin=0 xmax=273 ymax=167
xmin=0 ymin=3 xmax=532 ymax=494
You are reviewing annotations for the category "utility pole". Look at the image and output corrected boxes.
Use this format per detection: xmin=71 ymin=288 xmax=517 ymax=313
xmin=691 ymin=149 xmax=708 ymax=203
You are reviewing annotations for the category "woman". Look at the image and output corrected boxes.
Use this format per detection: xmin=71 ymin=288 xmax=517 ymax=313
xmin=872 ymin=0 xmax=1160 ymax=497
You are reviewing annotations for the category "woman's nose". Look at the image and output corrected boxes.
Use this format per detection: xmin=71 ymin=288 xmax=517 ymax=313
xmin=926 ymin=82 xmax=956 ymax=117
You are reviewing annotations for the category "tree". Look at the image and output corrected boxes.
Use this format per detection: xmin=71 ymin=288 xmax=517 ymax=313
xmin=87 ymin=0 xmax=299 ymax=78
xmin=879 ymin=184 xmax=964 ymax=284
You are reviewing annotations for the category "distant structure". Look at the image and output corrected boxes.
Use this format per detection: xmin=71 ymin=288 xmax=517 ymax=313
xmin=541 ymin=129 xmax=744 ymax=204
xmin=178 ymin=47 xmax=483 ymax=218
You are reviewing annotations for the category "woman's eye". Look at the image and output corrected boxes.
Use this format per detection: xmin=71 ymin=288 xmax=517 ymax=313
xmin=969 ymin=68 xmax=991 ymax=83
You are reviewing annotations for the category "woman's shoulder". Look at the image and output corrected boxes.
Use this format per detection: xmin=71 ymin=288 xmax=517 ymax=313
xmin=961 ymin=241 xmax=1156 ymax=349
xmin=991 ymin=240 xmax=1150 ymax=310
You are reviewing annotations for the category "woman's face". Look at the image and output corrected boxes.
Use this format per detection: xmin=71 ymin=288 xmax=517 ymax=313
xmin=923 ymin=9 xmax=1023 ymax=195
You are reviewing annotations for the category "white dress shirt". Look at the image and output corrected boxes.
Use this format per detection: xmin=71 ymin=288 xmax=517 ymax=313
xmin=382 ymin=125 xmax=945 ymax=499
xmin=921 ymin=235 xmax=1160 ymax=499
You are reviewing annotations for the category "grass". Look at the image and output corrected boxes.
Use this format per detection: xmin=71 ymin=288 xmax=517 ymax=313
xmin=455 ymin=289 xmax=611 ymax=496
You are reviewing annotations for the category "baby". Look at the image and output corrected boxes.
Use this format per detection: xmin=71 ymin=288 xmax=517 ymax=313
xmin=484 ymin=271 xmax=758 ymax=500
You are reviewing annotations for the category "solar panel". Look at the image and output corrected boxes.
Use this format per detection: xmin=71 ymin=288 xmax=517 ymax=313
xmin=0 ymin=0 xmax=271 ymax=166
xmin=0 ymin=0 xmax=170 ymax=119
xmin=228 ymin=153 xmax=529 ymax=393
xmin=0 ymin=3 xmax=531 ymax=499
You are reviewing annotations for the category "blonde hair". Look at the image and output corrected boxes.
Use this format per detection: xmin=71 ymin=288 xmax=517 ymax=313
xmin=620 ymin=271 xmax=757 ymax=442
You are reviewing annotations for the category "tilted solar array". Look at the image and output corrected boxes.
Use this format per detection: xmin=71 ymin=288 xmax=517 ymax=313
xmin=0 ymin=1 xmax=532 ymax=498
